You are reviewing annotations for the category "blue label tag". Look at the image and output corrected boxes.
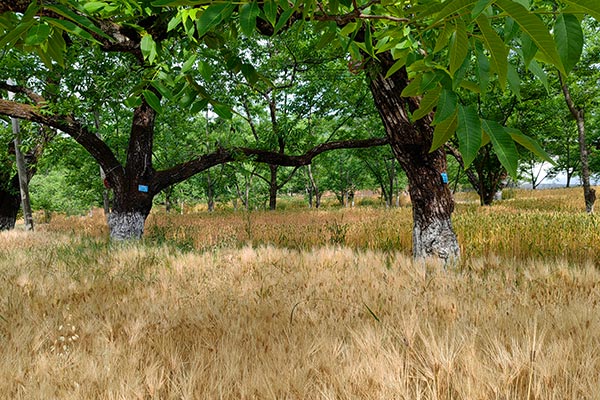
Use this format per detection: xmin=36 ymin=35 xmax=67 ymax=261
xmin=138 ymin=184 xmax=149 ymax=193
xmin=441 ymin=172 xmax=449 ymax=184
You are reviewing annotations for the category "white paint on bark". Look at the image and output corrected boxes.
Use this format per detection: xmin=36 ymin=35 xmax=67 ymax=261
xmin=108 ymin=211 xmax=146 ymax=240
xmin=413 ymin=217 xmax=460 ymax=263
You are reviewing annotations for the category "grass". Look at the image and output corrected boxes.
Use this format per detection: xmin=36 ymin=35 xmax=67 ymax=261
xmin=1 ymin=187 xmax=600 ymax=399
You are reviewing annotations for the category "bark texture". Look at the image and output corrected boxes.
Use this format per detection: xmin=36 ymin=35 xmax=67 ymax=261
xmin=108 ymin=211 xmax=147 ymax=240
xmin=368 ymin=56 xmax=459 ymax=261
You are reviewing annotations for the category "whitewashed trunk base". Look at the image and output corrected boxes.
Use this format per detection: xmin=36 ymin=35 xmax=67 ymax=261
xmin=413 ymin=217 xmax=460 ymax=264
xmin=108 ymin=211 xmax=146 ymax=240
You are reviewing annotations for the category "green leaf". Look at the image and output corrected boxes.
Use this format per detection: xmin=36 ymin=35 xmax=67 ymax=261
xmin=456 ymin=104 xmax=482 ymax=167
xmin=241 ymin=63 xmax=260 ymax=85
xmin=0 ymin=20 xmax=34 ymax=49
xmin=340 ymin=22 xmax=357 ymax=36
xmin=190 ymin=98 xmax=209 ymax=114
xmin=507 ymin=63 xmax=520 ymax=99
xmin=481 ymin=119 xmax=519 ymax=177
xmin=434 ymin=23 xmax=453 ymax=53
xmin=124 ymin=94 xmax=142 ymax=108
xmin=476 ymin=15 xmax=508 ymax=89
xmin=472 ymin=0 xmax=494 ymax=18
xmin=400 ymin=75 xmax=422 ymax=97
xmin=24 ymin=23 xmax=50 ymax=46
xmin=430 ymin=110 xmax=458 ymax=152
xmin=316 ymin=27 xmax=336 ymax=50
xmin=495 ymin=0 xmax=565 ymax=75
xmin=274 ymin=8 xmax=295 ymax=33
xmin=198 ymin=61 xmax=213 ymax=81
xmin=384 ymin=58 xmax=406 ymax=78
xmin=564 ymin=0 xmax=600 ymax=21
xmin=435 ymin=0 xmax=478 ymax=22
xmin=44 ymin=4 xmax=112 ymax=40
xmin=46 ymin=30 xmax=66 ymax=67
xmin=554 ymin=13 xmax=583 ymax=74
xmin=476 ymin=46 xmax=490 ymax=95
xmin=167 ymin=13 xmax=182 ymax=32
xmin=450 ymin=20 xmax=469 ymax=76
xmin=181 ymin=54 xmax=196 ymax=74
xmin=140 ymin=34 xmax=157 ymax=64
xmin=413 ymin=87 xmax=441 ymax=121
xmin=196 ymin=3 xmax=234 ymax=38
xmin=420 ymin=71 xmax=442 ymax=92
xmin=520 ymin=33 xmax=537 ymax=66
xmin=264 ymin=0 xmax=278 ymax=26
xmin=528 ymin=60 xmax=549 ymax=92
xmin=507 ymin=128 xmax=555 ymax=164
xmin=151 ymin=81 xmax=173 ymax=101
xmin=212 ymin=102 xmax=233 ymax=119
xmin=452 ymin=54 xmax=471 ymax=90
xmin=43 ymin=17 xmax=100 ymax=44
xmin=239 ymin=2 xmax=260 ymax=36
xmin=364 ymin=21 xmax=375 ymax=58
xmin=82 ymin=2 xmax=106 ymax=13
xmin=433 ymin=88 xmax=458 ymax=125
xmin=152 ymin=0 xmax=207 ymax=5
xmin=142 ymin=90 xmax=162 ymax=114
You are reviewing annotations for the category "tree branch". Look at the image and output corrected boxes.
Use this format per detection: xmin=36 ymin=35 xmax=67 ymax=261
xmin=0 ymin=82 xmax=45 ymax=105
xmin=0 ymin=99 xmax=125 ymax=184
xmin=152 ymin=137 xmax=388 ymax=193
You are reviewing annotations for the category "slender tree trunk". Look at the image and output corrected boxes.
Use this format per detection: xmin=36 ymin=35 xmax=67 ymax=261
xmin=268 ymin=164 xmax=278 ymax=211
xmin=7 ymin=81 xmax=33 ymax=231
xmin=10 ymin=108 xmax=33 ymax=231
xmin=368 ymin=59 xmax=459 ymax=262
xmin=206 ymin=171 xmax=215 ymax=212
xmin=307 ymin=164 xmax=320 ymax=209
xmin=560 ymin=75 xmax=596 ymax=213
xmin=164 ymin=185 xmax=173 ymax=213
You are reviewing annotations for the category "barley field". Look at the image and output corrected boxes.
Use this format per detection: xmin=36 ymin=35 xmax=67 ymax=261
xmin=1 ymin=187 xmax=600 ymax=399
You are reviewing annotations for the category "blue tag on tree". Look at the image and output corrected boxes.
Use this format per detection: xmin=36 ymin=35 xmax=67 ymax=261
xmin=138 ymin=184 xmax=149 ymax=193
xmin=441 ymin=172 xmax=449 ymax=184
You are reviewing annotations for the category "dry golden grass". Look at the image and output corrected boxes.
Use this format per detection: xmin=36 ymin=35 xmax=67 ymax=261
xmin=2 ymin=187 xmax=599 ymax=399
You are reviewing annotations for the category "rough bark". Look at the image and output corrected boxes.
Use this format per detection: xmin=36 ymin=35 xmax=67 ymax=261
xmin=367 ymin=56 xmax=459 ymax=262
xmin=108 ymin=211 xmax=147 ymax=240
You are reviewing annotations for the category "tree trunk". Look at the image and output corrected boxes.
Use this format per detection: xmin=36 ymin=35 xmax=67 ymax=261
xmin=268 ymin=164 xmax=278 ymax=211
xmin=307 ymin=164 xmax=320 ymax=209
xmin=0 ymin=178 xmax=20 ymax=231
xmin=8 ymin=85 xmax=33 ymax=231
xmin=108 ymin=184 xmax=154 ymax=240
xmin=560 ymin=75 xmax=596 ymax=213
xmin=368 ymin=59 xmax=459 ymax=262
xmin=206 ymin=171 xmax=215 ymax=212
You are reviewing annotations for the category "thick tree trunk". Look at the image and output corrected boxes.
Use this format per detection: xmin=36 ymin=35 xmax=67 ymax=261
xmin=0 ymin=180 xmax=19 ymax=231
xmin=108 ymin=184 xmax=153 ymax=240
xmin=368 ymin=58 xmax=459 ymax=262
